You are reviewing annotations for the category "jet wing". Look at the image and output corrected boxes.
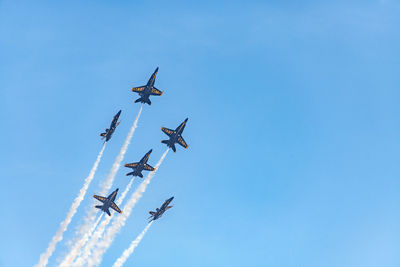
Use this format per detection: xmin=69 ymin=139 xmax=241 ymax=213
xmin=93 ymin=195 xmax=107 ymax=203
xmin=142 ymin=152 xmax=151 ymax=162
xmin=144 ymin=164 xmax=155 ymax=171
xmin=132 ymin=86 xmax=146 ymax=93
xmin=150 ymin=87 xmax=163 ymax=96
xmin=110 ymin=202 xmax=122 ymax=213
xmin=147 ymin=68 xmax=158 ymax=86
xmin=161 ymin=127 xmax=174 ymax=136
xmin=177 ymin=136 xmax=188 ymax=148
xmin=125 ymin=163 xmax=138 ymax=169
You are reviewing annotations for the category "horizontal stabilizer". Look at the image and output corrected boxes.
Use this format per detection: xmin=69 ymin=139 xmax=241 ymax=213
xmin=105 ymin=209 xmax=111 ymax=216
xmin=134 ymin=97 xmax=144 ymax=103
xmin=95 ymin=205 xmax=103 ymax=209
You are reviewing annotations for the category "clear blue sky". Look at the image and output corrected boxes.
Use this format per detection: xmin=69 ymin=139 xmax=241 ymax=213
xmin=1 ymin=1 xmax=400 ymax=266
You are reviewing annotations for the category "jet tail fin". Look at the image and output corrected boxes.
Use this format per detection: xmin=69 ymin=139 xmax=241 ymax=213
xmin=126 ymin=171 xmax=135 ymax=176
xmin=161 ymin=140 xmax=169 ymax=145
xmin=95 ymin=205 xmax=103 ymax=209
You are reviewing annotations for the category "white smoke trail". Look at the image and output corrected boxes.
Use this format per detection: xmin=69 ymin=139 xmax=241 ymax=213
xmin=35 ymin=143 xmax=107 ymax=267
xmin=59 ymin=212 xmax=104 ymax=267
xmin=86 ymin=149 xmax=169 ymax=267
xmin=69 ymin=105 xmax=143 ymax=265
xmin=112 ymin=221 xmax=154 ymax=267
xmin=99 ymin=105 xmax=143 ymax=196
xmin=72 ymin=178 xmax=135 ymax=267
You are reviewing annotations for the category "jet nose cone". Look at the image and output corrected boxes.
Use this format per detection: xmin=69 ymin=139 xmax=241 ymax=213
xmin=184 ymin=118 xmax=188 ymax=122
xmin=149 ymin=149 xmax=153 ymax=153
xmin=155 ymin=67 xmax=159 ymax=71
xmin=116 ymin=188 xmax=119 ymax=192
xmin=169 ymin=197 xmax=174 ymax=201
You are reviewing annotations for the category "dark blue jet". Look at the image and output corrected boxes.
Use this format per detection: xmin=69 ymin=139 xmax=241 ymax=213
xmin=148 ymin=197 xmax=174 ymax=222
xmin=161 ymin=118 xmax=189 ymax=153
xmin=100 ymin=110 xmax=121 ymax=142
xmin=93 ymin=188 xmax=122 ymax=216
xmin=124 ymin=149 xmax=155 ymax=178
xmin=131 ymin=67 xmax=163 ymax=105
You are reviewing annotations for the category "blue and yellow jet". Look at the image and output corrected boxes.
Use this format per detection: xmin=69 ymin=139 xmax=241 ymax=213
xmin=100 ymin=110 xmax=121 ymax=142
xmin=131 ymin=67 xmax=163 ymax=105
xmin=93 ymin=188 xmax=122 ymax=216
xmin=124 ymin=149 xmax=155 ymax=178
xmin=161 ymin=118 xmax=189 ymax=153
xmin=148 ymin=197 xmax=174 ymax=222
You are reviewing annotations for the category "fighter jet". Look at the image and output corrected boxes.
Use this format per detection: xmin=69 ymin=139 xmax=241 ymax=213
xmin=161 ymin=118 xmax=189 ymax=153
xmin=148 ymin=197 xmax=174 ymax=222
xmin=131 ymin=67 xmax=163 ymax=105
xmin=93 ymin=188 xmax=122 ymax=216
xmin=100 ymin=110 xmax=121 ymax=142
xmin=124 ymin=149 xmax=155 ymax=178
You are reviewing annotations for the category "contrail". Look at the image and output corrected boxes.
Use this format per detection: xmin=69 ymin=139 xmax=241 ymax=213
xmin=86 ymin=149 xmax=169 ymax=267
xmin=35 ymin=143 xmax=107 ymax=267
xmin=68 ymin=105 xmax=143 ymax=265
xmin=99 ymin=105 xmax=143 ymax=196
xmin=59 ymin=212 xmax=104 ymax=267
xmin=72 ymin=178 xmax=135 ymax=267
xmin=112 ymin=221 xmax=154 ymax=267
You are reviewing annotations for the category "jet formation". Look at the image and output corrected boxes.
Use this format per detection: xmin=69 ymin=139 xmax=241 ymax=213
xmin=148 ymin=197 xmax=174 ymax=222
xmin=131 ymin=67 xmax=163 ymax=105
xmin=161 ymin=118 xmax=189 ymax=152
xmin=124 ymin=149 xmax=155 ymax=178
xmin=93 ymin=188 xmax=122 ymax=216
xmin=100 ymin=110 xmax=121 ymax=142
xmin=94 ymin=69 xmax=185 ymax=225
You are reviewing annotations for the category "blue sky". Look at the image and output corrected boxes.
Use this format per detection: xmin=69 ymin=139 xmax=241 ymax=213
xmin=1 ymin=1 xmax=400 ymax=266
